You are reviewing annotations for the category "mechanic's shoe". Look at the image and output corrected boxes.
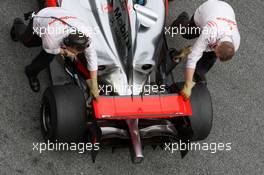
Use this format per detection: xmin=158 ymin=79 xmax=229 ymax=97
xmin=171 ymin=12 xmax=190 ymax=28
xmin=25 ymin=66 xmax=40 ymax=92
xmin=11 ymin=18 xmax=26 ymax=42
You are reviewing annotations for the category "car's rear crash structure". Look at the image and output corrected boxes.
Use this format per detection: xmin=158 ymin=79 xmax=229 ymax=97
xmin=39 ymin=0 xmax=213 ymax=163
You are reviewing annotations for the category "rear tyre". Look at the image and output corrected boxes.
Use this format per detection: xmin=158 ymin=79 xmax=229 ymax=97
xmin=189 ymin=83 xmax=213 ymax=141
xmin=169 ymin=82 xmax=213 ymax=141
xmin=40 ymin=84 xmax=87 ymax=143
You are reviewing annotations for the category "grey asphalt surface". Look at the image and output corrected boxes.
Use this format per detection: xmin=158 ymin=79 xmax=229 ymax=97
xmin=0 ymin=0 xmax=263 ymax=174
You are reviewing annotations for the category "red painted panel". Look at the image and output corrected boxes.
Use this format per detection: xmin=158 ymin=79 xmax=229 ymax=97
xmin=93 ymin=95 xmax=192 ymax=120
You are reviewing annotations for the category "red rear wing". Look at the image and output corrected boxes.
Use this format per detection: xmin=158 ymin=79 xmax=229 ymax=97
xmin=92 ymin=94 xmax=192 ymax=119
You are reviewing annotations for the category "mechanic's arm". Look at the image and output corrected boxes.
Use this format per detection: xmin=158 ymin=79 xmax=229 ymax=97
xmin=185 ymin=68 xmax=195 ymax=82
xmin=42 ymin=34 xmax=61 ymax=55
xmin=84 ymin=42 xmax=99 ymax=101
xmin=89 ymin=70 xmax=97 ymax=79
xmin=181 ymin=33 xmax=208 ymax=100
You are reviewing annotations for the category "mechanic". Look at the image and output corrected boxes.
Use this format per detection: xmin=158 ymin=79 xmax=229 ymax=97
xmin=171 ymin=0 xmax=240 ymax=100
xmin=11 ymin=7 xmax=99 ymax=100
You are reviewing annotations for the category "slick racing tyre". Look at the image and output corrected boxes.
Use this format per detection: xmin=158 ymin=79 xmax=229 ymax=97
xmin=189 ymin=83 xmax=213 ymax=141
xmin=40 ymin=84 xmax=87 ymax=143
xmin=169 ymin=82 xmax=213 ymax=141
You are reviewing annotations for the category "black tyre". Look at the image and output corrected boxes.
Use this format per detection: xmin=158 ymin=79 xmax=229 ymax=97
xmin=169 ymin=82 xmax=213 ymax=141
xmin=189 ymin=83 xmax=213 ymax=141
xmin=40 ymin=84 xmax=87 ymax=143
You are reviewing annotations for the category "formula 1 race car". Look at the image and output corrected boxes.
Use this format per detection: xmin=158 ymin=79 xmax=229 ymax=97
xmin=39 ymin=0 xmax=213 ymax=163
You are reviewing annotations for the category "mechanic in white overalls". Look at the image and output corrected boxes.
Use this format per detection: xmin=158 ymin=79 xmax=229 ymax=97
xmin=171 ymin=0 xmax=241 ymax=99
xmin=11 ymin=7 xmax=99 ymax=100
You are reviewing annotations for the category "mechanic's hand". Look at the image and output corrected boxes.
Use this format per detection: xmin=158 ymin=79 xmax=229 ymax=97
xmin=180 ymin=80 xmax=195 ymax=100
xmin=86 ymin=77 xmax=100 ymax=101
xmin=173 ymin=46 xmax=192 ymax=62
